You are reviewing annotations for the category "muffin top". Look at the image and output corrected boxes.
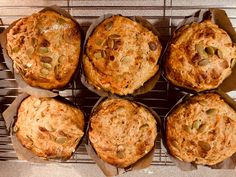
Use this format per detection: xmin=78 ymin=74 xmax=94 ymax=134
xmin=14 ymin=96 xmax=84 ymax=159
xmin=165 ymin=20 xmax=236 ymax=91
xmin=166 ymin=93 xmax=236 ymax=165
xmin=6 ymin=10 xmax=81 ymax=89
xmin=89 ymin=98 xmax=157 ymax=167
xmin=83 ymin=15 xmax=162 ymax=95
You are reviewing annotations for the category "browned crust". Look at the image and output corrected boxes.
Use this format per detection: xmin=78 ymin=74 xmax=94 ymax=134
xmin=83 ymin=15 xmax=162 ymax=95
xmin=165 ymin=20 xmax=236 ymax=91
xmin=166 ymin=93 xmax=236 ymax=165
xmin=89 ymin=99 xmax=157 ymax=167
xmin=6 ymin=10 xmax=81 ymax=89
xmin=14 ymin=96 xmax=84 ymax=159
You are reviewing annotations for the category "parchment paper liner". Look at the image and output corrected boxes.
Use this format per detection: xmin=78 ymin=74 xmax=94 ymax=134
xmin=81 ymin=14 xmax=162 ymax=97
xmin=85 ymin=97 xmax=161 ymax=176
xmin=162 ymin=9 xmax=236 ymax=94
xmin=0 ymin=5 xmax=84 ymax=98
xmin=162 ymin=90 xmax=236 ymax=171
xmin=2 ymin=93 xmax=85 ymax=163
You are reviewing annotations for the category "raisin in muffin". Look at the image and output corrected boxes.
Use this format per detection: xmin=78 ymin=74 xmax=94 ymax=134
xmin=165 ymin=20 xmax=236 ymax=91
xmin=89 ymin=98 xmax=157 ymax=167
xmin=83 ymin=15 xmax=162 ymax=95
xmin=14 ymin=96 xmax=84 ymax=159
xmin=166 ymin=93 xmax=236 ymax=165
xmin=6 ymin=10 xmax=81 ymax=89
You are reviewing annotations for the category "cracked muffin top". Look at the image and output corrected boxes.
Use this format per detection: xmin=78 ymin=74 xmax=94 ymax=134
xmin=14 ymin=96 xmax=84 ymax=160
xmin=89 ymin=98 xmax=157 ymax=167
xmin=83 ymin=15 xmax=162 ymax=95
xmin=166 ymin=93 xmax=236 ymax=165
xmin=165 ymin=20 xmax=236 ymax=91
xmin=6 ymin=10 xmax=81 ymax=89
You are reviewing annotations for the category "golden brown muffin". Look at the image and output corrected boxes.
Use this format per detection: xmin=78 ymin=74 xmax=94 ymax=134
xmin=166 ymin=93 xmax=236 ymax=165
xmin=89 ymin=98 xmax=157 ymax=167
xmin=165 ymin=20 xmax=236 ymax=91
xmin=83 ymin=15 xmax=162 ymax=95
xmin=14 ymin=96 xmax=84 ymax=160
xmin=6 ymin=10 xmax=81 ymax=89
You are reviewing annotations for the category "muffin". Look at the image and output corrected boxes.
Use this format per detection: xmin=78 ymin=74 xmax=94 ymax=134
xmin=6 ymin=10 xmax=81 ymax=89
xmin=14 ymin=96 xmax=84 ymax=160
xmin=166 ymin=93 xmax=236 ymax=165
xmin=165 ymin=20 xmax=236 ymax=91
xmin=83 ymin=15 xmax=162 ymax=95
xmin=89 ymin=98 xmax=157 ymax=167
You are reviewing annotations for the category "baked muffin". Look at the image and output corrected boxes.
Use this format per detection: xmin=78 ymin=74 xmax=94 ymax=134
xmin=83 ymin=15 xmax=162 ymax=95
xmin=88 ymin=98 xmax=157 ymax=167
xmin=165 ymin=20 xmax=236 ymax=91
xmin=166 ymin=93 xmax=236 ymax=165
xmin=6 ymin=10 xmax=81 ymax=89
xmin=14 ymin=96 xmax=84 ymax=160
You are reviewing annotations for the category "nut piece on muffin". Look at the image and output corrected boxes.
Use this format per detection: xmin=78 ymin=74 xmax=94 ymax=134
xmin=83 ymin=15 xmax=162 ymax=95
xmin=166 ymin=93 xmax=236 ymax=165
xmin=6 ymin=10 xmax=81 ymax=89
xmin=89 ymin=98 xmax=157 ymax=167
xmin=14 ymin=96 xmax=84 ymax=160
xmin=165 ymin=20 xmax=236 ymax=91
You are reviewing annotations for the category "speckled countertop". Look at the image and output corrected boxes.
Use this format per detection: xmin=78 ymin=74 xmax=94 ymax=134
xmin=1 ymin=162 xmax=236 ymax=177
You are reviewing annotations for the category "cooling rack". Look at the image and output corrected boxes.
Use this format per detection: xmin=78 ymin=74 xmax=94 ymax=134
xmin=0 ymin=0 xmax=235 ymax=166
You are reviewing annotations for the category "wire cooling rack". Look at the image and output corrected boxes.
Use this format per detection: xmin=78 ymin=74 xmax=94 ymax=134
xmin=0 ymin=0 xmax=235 ymax=166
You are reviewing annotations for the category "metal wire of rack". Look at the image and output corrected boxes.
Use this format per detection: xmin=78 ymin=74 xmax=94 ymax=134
xmin=0 ymin=0 xmax=236 ymax=167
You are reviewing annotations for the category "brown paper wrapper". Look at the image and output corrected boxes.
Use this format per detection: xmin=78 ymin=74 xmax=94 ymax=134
xmin=85 ymin=97 xmax=161 ymax=176
xmin=162 ymin=9 xmax=236 ymax=94
xmin=0 ymin=5 xmax=83 ymax=98
xmin=81 ymin=14 xmax=162 ymax=97
xmin=163 ymin=90 xmax=236 ymax=170
xmin=2 ymin=93 xmax=84 ymax=163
